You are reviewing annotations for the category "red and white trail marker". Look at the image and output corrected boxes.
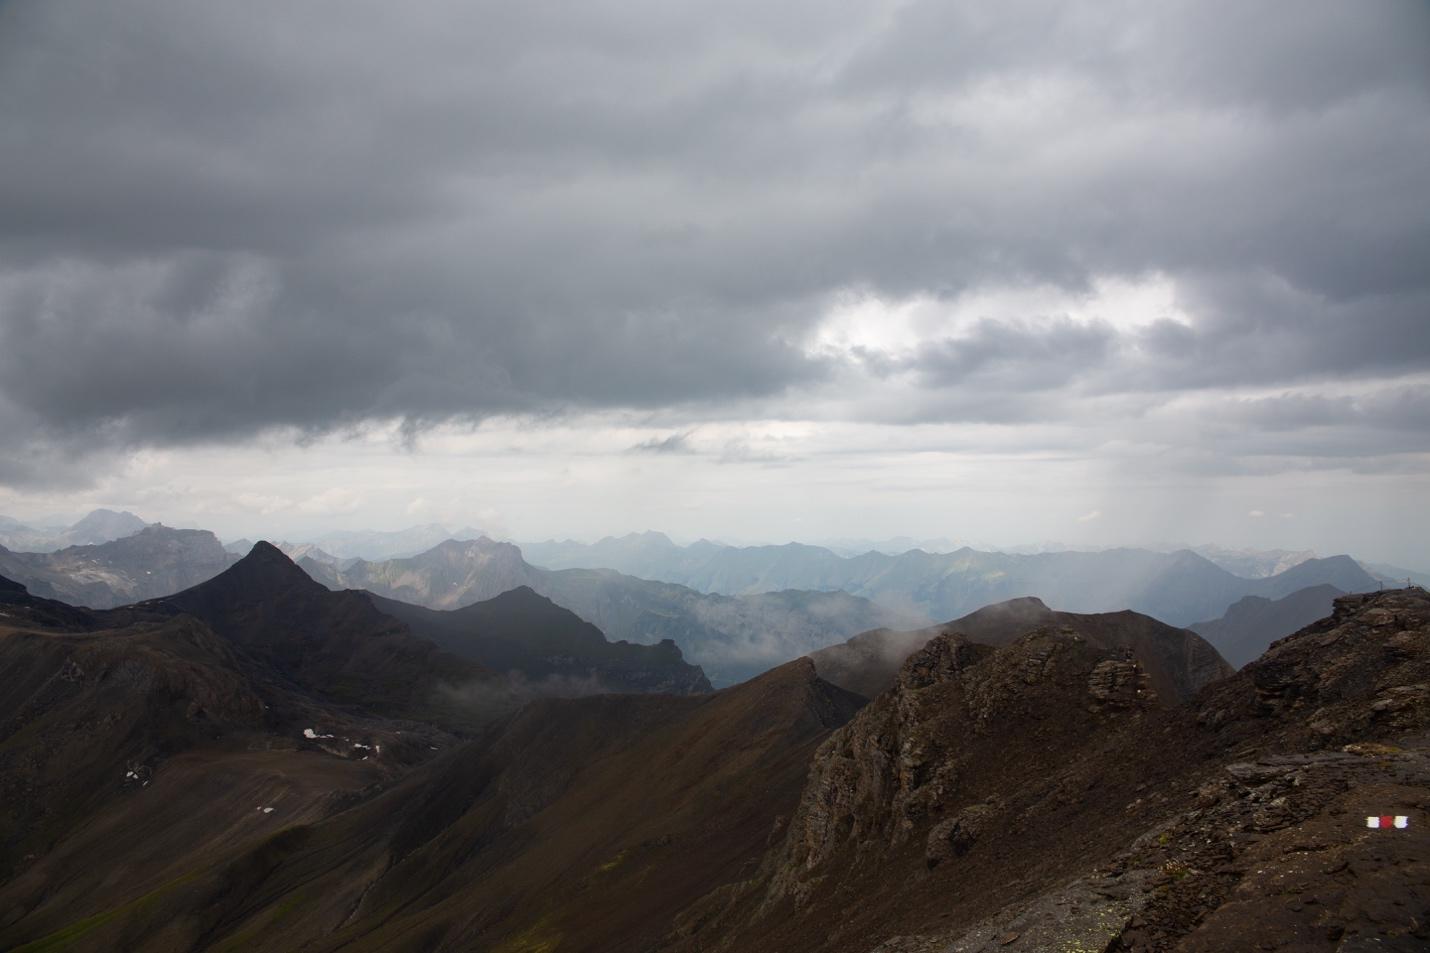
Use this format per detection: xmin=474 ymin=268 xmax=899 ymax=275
xmin=1365 ymin=815 xmax=1409 ymax=829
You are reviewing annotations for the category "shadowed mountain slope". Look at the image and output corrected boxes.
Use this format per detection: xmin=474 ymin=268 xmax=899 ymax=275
xmin=1191 ymin=583 xmax=1346 ymax=668
xmin=0 ymin=572 xmax=454 ymax=933
xmin=369 ymin=585 xmax=712 ymax=694
xmin=153 ymin=542 xmax=489 ymax=721
xmin=0 ymin=653 xmax=862 ymax=952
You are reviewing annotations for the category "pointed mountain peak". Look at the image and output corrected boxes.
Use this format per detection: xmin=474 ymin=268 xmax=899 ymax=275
xmin=475 ymin=585 xmax=568 ymax=616
xmin=496 ymin=583 xmax=543 ymax=600
xmin=246 ymin=539 xmax=290 ymax=561
xmin=192 ymin=539 xmax=318 ymax=593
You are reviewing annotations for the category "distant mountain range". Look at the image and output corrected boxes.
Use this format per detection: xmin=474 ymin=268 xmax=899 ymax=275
xmin=0 ymin=524 xmax=1387 ymax=685
xmin=298 ymin=538 xmax=919 ymax=685
xmin=0 ymin=508 xmax=149 ymax=552
xmin=1187 ymin=544 xmax=1318 ymax=578
xmin=226 ymin=523 xmax=491 ymax=561
xmin=520 ymin=532 xmax=1378 ymax=626
xmin=0 ymin=524 xmax=238 ymax=608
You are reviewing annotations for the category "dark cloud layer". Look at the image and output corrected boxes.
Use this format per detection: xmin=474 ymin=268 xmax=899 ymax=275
xmin=1 ymin=0 xmax=1428 ymax=485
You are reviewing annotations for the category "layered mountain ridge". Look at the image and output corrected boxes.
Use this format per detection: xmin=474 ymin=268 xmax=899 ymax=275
xmin=521 ymin=534 xmax=1380 ymax=626
xmin=303 ymin=537 xmax=919 ymax=685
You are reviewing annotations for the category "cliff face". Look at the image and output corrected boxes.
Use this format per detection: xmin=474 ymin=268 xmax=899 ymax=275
xmin=671 ymin=589 xmax=1430 ymax=953
xmin=771 ymin=625 xmax=1170 ymax=906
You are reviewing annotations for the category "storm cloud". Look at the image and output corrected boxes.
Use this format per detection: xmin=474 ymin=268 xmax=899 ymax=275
xmin=0 ymin=0 xmax=1428 ymax=558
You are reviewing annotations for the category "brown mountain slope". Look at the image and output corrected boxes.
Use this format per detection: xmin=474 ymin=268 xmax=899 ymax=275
xmin=670 ymin=588 xmax=1430 ymax=953
xmin=0 ymin=574 xmax=454 ymax=948
xmin=811 ymin=595 xmax=1232 ymax=703
xmin=0 ymin=657 xmax=863 ymax=953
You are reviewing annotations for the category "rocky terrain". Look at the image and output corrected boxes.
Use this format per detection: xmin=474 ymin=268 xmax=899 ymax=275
xmin=668 ymin=588 xmax=1430 ymax=952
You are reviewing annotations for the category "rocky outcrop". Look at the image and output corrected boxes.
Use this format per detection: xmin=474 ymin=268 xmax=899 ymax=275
xmin=924 ymin=801 xmax=998 ymax=868
xmin=1198 ymin=588 xmax=1430 ymax=746
xmin=767 ymin=626 xmax=1172 ymax=908
xmin=1087 ymin=655 xmax=1154 ymax=709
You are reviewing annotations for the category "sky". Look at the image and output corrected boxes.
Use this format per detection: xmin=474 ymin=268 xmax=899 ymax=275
xmin=1 ymin=1 xmax=1428 ymax=565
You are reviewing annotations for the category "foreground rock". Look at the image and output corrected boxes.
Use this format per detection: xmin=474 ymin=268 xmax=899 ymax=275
xmin=669 ymin=589 xmax=1430 ymax=953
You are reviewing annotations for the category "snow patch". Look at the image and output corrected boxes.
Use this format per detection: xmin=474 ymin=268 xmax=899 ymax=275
xmin=303 ymin=727 xmax=334 ymax=740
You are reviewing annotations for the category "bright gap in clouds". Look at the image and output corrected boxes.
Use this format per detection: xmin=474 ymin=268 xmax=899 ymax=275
xmin=807 ymin=273 xmax=1189 ymax=359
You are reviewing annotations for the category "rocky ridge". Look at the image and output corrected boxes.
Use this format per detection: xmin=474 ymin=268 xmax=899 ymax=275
xmin=669 ymin=588 xmax=1430 ymax=953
